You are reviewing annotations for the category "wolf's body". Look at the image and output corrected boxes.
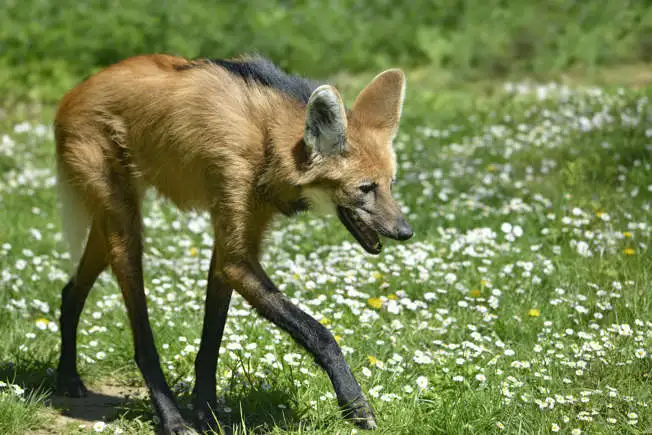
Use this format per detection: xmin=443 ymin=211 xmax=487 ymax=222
xmin=54 ymin=53 xmax=412 ymax=433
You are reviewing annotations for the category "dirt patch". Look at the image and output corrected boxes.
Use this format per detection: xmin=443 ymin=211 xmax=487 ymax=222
xmin=41 ymin=382 xmax=148 ymax=434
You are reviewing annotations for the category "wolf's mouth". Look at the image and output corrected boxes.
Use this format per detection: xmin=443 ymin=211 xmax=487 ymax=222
xmin=337 ymin=206 xmax=382 ymax=255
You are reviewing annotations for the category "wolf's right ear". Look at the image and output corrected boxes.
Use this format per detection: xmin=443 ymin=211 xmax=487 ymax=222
xmin=304 ymin=85 xmax=347 ymax=158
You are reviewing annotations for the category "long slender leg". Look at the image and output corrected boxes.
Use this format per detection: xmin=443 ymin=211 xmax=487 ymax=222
xmin=191 ymin=246 xmax=233 ymax=429
xmin=57 ymin=220 xmax=108 ymax=396
xmin=104 ymin=208 xmax=192 ymax=434
xmin=222 ymin=260 xmax=377 ymax=430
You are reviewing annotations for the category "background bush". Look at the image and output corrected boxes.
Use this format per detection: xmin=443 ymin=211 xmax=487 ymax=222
xmin=1 ymin=0 xmax=651 ymax=101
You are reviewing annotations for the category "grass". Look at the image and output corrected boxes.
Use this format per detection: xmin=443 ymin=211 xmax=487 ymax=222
xmin=0 ymin=381 xmax=49 ymax=434
xmin=0 ymin=69 xmax=650 ymax=434
xmin=3 ymin=1 xmax=651 ymax=103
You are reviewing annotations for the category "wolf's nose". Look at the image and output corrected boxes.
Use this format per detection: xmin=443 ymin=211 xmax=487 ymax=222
xmin=395 ymin=219 xmax=413 ymax=241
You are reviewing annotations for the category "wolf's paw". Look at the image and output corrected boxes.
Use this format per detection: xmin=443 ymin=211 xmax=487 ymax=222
xmin=342 ymin=397 xmax=377 ymax=430
xmin=56 ymin=374 xmax=89 ymax=398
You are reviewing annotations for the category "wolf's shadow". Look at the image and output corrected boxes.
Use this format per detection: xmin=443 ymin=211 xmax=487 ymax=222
xmin=0 ymin=360 xmax=304 ymax=434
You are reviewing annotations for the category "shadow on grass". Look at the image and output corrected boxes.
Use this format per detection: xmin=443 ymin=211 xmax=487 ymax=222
xmin=1 ymin=360 xmax=306 ymax=433
xmin=101 ymin=387 xmax=304 ymax=434
xmin=0 ymin=359 xmax=56 ymax=395
xmin=0 ymin=359 xmax=144 ymax=427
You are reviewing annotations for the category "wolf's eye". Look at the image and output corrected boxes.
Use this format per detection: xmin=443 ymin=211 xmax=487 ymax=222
xmin=359 ymin=182 xmax=377 ymax=194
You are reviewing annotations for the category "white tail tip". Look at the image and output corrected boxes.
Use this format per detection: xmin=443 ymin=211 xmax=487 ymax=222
xmin=56 ymin=163 xmax=91 ymax=271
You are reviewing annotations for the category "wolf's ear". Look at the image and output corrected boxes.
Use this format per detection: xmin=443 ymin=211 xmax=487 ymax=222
xmin=351 ymin=69 xmax=405 ymax=138
xmin=304 ymin=85 xmax=347 ymax=157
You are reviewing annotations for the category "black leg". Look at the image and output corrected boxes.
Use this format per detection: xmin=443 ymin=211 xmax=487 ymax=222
xmin=223 ymin=261 xmax=377 ymax=430
xmin=105 ymin=215 xmax=193 ymax=434
xmin=57 ymin=280 xmax=91 ymax=397
xmin=192 ymin=247 xmax=233 ymax=429
xmin=57 ymin=221 xmax=108 ymax=397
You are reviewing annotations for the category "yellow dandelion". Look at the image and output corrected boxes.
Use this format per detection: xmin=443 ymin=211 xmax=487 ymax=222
xmin=368 ymin=297 xmax=384 ymax=309
xmin=388 ymin=293 xmax=398 ymax=300
xmin=292 ymin=273 xmax=301 ymax=280
xmin=334 ymin=335 xmax=342 ymax=344
xmin=189 ymin=247 xmax=198 ymax=257
xmin=596 ymin=210 xmax=604 ymax=218
xmin=623 ymin=231 xmax=633 ymax=238
xmin=624 ymin=248 xmax=635 ymax=256
xmin=372 ymin=271 xmax=383 ymax=280
xmin=35 ymin=318 xmax=50 ymax=330
xmin=470 ymin=289 xmax=481 ymax=298
xmin=319 ymin=317 xmax=331 ymax=326
xmin=528 ymin=308 xmax=541 ymax=317
xmin=367 ymin=355 xmax=384 ymax=368
xmin=487 ymin=164 xmax=497 ymax=172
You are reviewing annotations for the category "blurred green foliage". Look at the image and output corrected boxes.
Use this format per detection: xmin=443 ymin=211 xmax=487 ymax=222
xmin=1 ymin=0 xmax=651 ymax=101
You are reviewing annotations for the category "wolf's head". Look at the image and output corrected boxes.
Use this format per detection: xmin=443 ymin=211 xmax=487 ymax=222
xmin=300 ymin=69 xmax=413 ymax=254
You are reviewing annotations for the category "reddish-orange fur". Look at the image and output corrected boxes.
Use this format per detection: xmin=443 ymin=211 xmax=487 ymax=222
xmin=54 ymin=53 xmax=409 ymax=432
xmin=56 ymin=54 xmax=405 ymax=260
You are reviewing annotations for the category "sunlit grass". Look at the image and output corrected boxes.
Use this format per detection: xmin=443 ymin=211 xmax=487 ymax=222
xmin=0 ymin=79 xmax=650 ymax=434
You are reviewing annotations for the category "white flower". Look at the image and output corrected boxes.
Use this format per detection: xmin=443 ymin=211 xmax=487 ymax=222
xmin=501 ymin=222 xmax=512 ymax=234
xmin=635 ymin=349 xmax=647 ymax=359
xmin=29 ymin=228 xmax=42 ymax=240
xmin=618 ymin=324 xmax=632 ymax=336
xmin=416 ymin=376 xmax=429 ymax=391
xmin=282 ymin=353 xmax=301 ymax=366
xmin=226 ymin=342 xmax=242 ymax=351
xmin=368 ymin=385 xmax=383 ymax=398
xmin=574 ymin=240 xmax=592 ymax=257
xmin=475 ymin=374 xmax=487 ymax=382
xmin=92 ymin=421 xmax=106 ymax=432
xmin=551 ymin=423 xmax=560 ymax=432
xmin=386 ymin=299 xmax=400 ymax=314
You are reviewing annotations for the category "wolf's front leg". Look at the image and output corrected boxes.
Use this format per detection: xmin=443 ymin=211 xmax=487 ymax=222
xmin=222 ymin=259 xmax=377 ymax=430
xmin=192 ymin=246 xmax=233 ymax=431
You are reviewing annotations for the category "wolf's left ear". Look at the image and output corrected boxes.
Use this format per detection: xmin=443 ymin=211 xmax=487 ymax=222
xmin=351 ymin=69 xmax=406 ymax=138
xmin=304 ymin=85 xmax=348 ymax=157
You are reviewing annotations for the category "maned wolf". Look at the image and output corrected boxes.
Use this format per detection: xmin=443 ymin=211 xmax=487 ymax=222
xmin=54 ymin=53 xmax=413 ymax=433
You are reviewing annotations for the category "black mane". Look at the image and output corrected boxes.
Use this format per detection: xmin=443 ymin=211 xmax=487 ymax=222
xmin=177 ymin=55 xmax=322 ymax=104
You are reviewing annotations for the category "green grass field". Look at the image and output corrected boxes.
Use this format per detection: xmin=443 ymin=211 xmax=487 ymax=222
xmin=0 ymin=71 xmax=650 ymax=434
